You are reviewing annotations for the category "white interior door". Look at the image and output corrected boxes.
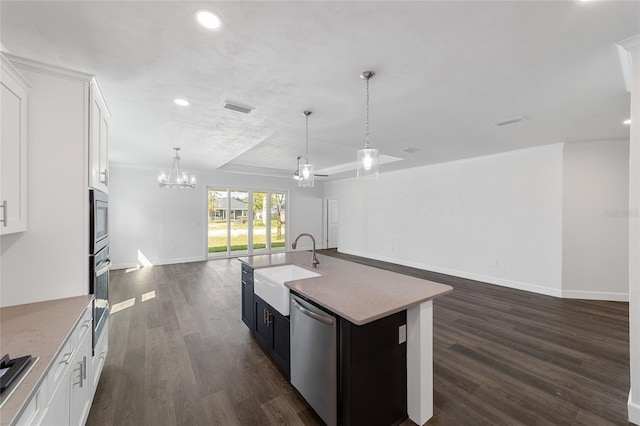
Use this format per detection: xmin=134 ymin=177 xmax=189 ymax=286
xmin=326 ymin=198 xmax=339 ymax=249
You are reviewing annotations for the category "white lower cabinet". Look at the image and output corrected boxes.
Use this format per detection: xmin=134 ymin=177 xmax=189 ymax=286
xmin=69 ymin=323 xmax=91 ymax=426
xmin=15 ymin=302 xmax=104 ymax=426
xmin=90 ymin=321 xmax=108 ymax=401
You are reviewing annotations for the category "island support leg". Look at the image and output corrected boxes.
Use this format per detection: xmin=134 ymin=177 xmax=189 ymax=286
xmin=407 ymin=300 xmax=433 ymax=425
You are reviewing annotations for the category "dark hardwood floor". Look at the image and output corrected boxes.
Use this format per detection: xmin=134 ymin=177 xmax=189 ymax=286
xmin=86 ymin=250 xmax=630 ymax=426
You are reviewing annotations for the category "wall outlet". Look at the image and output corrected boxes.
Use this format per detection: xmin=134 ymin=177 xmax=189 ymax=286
xmin=399 ymin=324 xmax=407 ymax=344
xmin=491 ymin=259 xmax=498 ymax=267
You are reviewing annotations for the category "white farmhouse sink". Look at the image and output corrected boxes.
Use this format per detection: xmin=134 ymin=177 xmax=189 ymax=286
xmin=254 ymin=265 xmax=321 ymax=316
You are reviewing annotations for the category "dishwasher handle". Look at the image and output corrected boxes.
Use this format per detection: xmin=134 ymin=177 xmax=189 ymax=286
xmin=292 ymin=298 xmax=334 ymax=325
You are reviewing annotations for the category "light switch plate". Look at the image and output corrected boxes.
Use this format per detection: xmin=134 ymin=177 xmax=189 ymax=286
xmin=399 ymin=324 xmax=407 ymax=344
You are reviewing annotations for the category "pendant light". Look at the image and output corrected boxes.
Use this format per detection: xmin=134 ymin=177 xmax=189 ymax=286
xmin=299 ymin=111 xmax=314 ymax=188
xmin=157 ymin=147 xmax=196 ymax=189
xmin=357 ymin=71 xmax=379 ymax=179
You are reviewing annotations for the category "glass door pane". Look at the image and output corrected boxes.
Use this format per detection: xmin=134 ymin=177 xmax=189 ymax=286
xmin=252 ymin=192 xmax=269 ymax=254
xmin=230 ymin=190 xmax=249 ymax=255
xmin=271 ymin=192 xmax=286 ymax=251
xmin=208 ymin=189 xmax=229 ymax=257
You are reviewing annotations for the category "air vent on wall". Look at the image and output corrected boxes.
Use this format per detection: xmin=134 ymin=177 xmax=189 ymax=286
xmin=223 ymin=101 xmax=254 ymax=114
xmin=494 ymin=115 xmax=527 ymax=127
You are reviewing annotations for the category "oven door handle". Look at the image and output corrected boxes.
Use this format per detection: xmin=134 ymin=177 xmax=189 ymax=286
xmin=95 ymin=261 xmax=111 ymax=277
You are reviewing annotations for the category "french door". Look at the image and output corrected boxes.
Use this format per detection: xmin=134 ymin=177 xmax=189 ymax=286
xmin=207 ymin=188 xmax=287 ymax=258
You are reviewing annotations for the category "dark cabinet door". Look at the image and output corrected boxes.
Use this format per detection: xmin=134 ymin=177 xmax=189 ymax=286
xmin=340 ymin=310 xmax=407 ymax=426
xmin=252 ymin=295 xmax=290 ymax=377
xmin=270 ymin=309 xmax=290 ymax=375
xmin=253 ymin=295 xmax=270 ymax=349
xmin=241 ymin=268 xmax=254 ymax=328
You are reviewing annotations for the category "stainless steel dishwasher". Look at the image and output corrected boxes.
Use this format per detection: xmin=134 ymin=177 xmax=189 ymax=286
xmin=290 ymin=294 xmax=338 ymax=426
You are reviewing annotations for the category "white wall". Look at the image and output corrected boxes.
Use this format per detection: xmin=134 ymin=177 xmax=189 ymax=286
xmin=1 ymin=65 xmax=90 ymax=307
xmin=109 ymin=165 xmax=324 ymax=269
xmin=562 ymin=140 xmax=629 ymax=300
xmin=325 ymin=145 xmax=565 ymax=296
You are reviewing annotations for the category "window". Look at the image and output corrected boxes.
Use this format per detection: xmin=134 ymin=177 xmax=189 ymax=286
xmin=207 ymin=188 xmax=288 ymax=257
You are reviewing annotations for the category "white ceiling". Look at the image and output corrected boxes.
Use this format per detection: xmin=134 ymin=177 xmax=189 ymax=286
xmin=1 ymin=1 xmax=638 ymax=180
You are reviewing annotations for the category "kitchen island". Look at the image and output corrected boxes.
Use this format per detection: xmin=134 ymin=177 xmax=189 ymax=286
xmin=239 ymin=251 xmax=452 ymax=425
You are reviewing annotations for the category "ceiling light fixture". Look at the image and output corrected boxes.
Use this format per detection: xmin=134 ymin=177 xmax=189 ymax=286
xmin=624 ymin=119 xmax=632 ymax=125
xmin=174 ymin=98 xmax=190 ymax=107
xmin=357 ymin=71 xmax=379 ymax=179
xmin=293 ymin=156 xmax=302 ymax=180
xmin=299 ymin=111 xmax=315 ymax=188
xmin=157 ymin=147 xmax=196 ymax=189
xmin=195 ymin=10 xmax=222 ymax=30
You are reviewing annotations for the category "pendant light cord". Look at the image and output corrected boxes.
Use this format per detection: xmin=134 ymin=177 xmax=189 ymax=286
xmin=305 ymin=113 xmax=309 ymax=163
xmin=365 ymin=76 xmax=370 ymax=149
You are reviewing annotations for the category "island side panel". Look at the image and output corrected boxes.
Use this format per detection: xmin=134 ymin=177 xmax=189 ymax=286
xmin=407 ymin=300 xmax=433 ymax=425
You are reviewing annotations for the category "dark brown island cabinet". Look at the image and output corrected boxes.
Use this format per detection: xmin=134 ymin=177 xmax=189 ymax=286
xmin=240 ymin=263 xmax=407 ymax=426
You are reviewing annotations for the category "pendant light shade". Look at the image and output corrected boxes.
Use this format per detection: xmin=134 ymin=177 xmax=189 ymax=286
xmin=299 ymin=111 xmax=315 ymax=188
xmin=357 ymin=71 xmax=379 ymax=180
xmin=157 ymin=147 xmax=196 ymax=189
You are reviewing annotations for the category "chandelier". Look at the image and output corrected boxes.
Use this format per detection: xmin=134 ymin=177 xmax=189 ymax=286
xmin=157 ymin=147 xmax=196 ymax=189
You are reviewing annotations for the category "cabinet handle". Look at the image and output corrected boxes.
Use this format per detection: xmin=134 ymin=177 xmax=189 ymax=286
xmin=267 ymin=310 xmax=272 ymax=326
xmin=242 ymin=280 xmax=247 ymax=286
xmin=82 ymin=319 xmax=91 ymax=328
xmin=263 ymin=308 xmax=267 ymax=324
xmin=59 ymin=351 xmax=72 ymax=365
xmin=1 ymin=200 xmax=6 ymax=227
xmin=82 ymin=355 xmax=87 ymax=380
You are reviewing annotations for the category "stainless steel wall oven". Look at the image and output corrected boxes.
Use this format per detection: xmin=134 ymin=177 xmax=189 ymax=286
xmin=89 ymin=189 xmax=110 ymax=354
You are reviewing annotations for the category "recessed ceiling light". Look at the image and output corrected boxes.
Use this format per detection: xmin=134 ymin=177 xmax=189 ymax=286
xmin=624 ymin=119 xmax=632 ymax=125
xmin=195 ymin=10 xmax=222 ymax=30
xmin=174 ymin=98 xmax=190 ymax=107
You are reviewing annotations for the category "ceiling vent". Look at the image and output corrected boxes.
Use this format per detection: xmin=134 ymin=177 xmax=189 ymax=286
xmin=223 ymin=101 xmax=254 ymax=114
xmin=494 ymin=115 xmax=527 ymax=127
xmin=401 ymin=147 xmax=420 ymax=154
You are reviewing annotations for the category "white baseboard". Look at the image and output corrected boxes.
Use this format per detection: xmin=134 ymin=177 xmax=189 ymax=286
xmin=337 ymin=249 xmax=627 ymax=301
xmin=629 ymin=391 xmax=640 ymax=425
xmin=111 ymin=256 xmax=204 ymax=270
xmin=561 ymin=289 xmax=629 ymax=302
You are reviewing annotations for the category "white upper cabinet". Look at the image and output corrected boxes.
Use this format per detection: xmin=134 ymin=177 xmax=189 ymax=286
xmin=89 ymin=80 xmax=110 ymax=193
xmin=0 ymin=53 xmax=30 ymax=235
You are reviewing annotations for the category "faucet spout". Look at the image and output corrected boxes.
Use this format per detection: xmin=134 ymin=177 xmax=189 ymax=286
xmin=291 ymin=233 xmax=319 ymax=268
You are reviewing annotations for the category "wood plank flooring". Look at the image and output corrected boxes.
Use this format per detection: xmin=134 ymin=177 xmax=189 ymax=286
xmin=86 ymin=250 xmax=630 ymax=426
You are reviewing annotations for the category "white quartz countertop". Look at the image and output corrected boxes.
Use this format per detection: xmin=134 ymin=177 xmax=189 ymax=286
xmin=0 ymin=296 xmax=93 ymax=426
xmin=239 ymin=252 xmax=452 ymax=325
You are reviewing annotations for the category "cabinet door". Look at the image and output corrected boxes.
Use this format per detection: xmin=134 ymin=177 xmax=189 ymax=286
xmin=91 ymin=319 xmax=109 ymax=400
xmin=0 ymin=55 xmax=28 ymax=234
xmin=270 ymin=309 xmax=290 ymax=376
xmin=69 ymin=327 xmax=91 ymax=426
xmin=253 ymin=296 xmax=270 ymax=349
xmin=89 ymin=81 xmax=110 ymax=193
xmin=41 ymin=367 xmax=70 ymax=426
xmin=241 ymin=266 xmax=254 ymax=328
